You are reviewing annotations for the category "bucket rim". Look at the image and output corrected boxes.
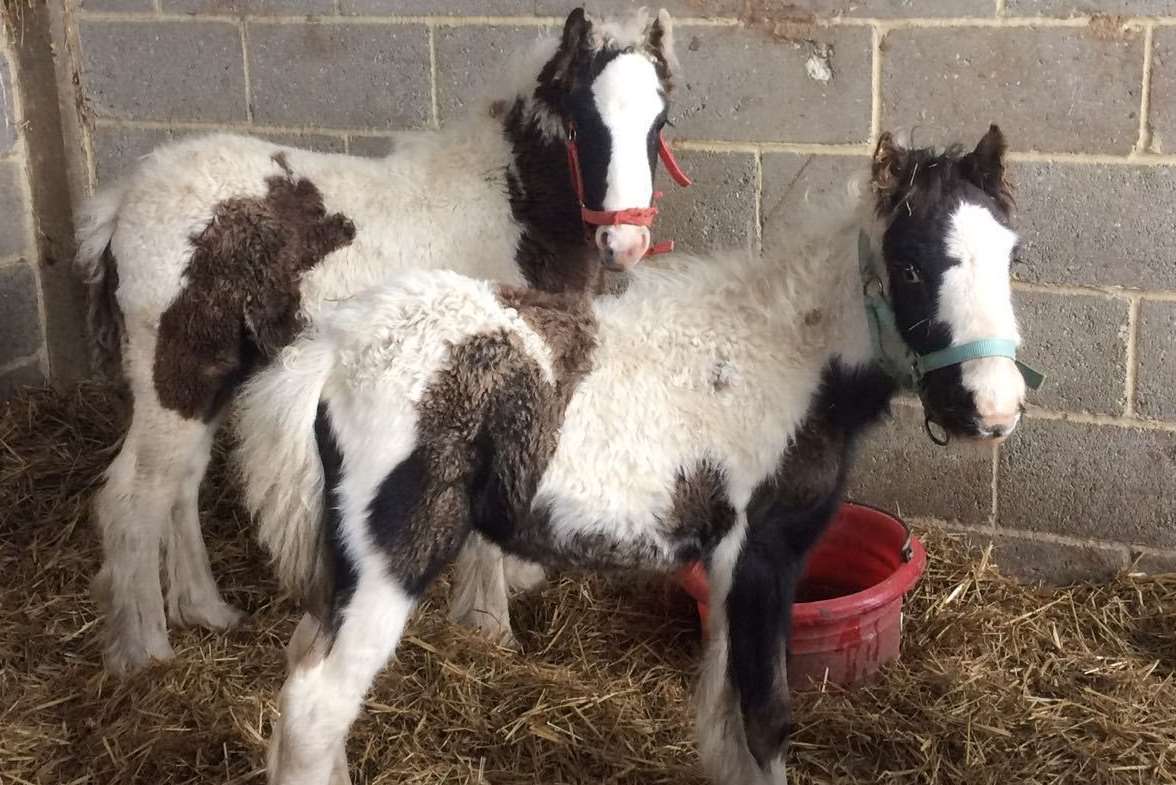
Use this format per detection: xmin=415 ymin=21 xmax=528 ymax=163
xmin=790 ymin=502 xmax=927 ymax=625
xmin=672 ymin=502 xmax=928 ymax=625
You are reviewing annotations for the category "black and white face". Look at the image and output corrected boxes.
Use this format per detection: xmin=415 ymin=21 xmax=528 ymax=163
xmin=539 ymin=8 xmax=676 ymax=271
xmin=873 ymin=126 xmax=1027 ymax=441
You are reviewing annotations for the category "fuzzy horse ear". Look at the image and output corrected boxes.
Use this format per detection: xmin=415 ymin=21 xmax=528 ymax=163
xmin=553 ymin=8 xmax=593 ymax=86
xmin=535 ymin=8 xmax=594 ymax=116
xmin=871 ymin=131 xmax=908 ymax=209
xmin=962 ymin=124 xmax=1013 ymax=213
xmin=645 ymin=9 xmax=677 ymax=84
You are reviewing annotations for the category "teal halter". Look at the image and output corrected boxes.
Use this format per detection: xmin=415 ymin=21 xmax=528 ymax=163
xmin=858 ymin=231 xmax=1046 ymax=393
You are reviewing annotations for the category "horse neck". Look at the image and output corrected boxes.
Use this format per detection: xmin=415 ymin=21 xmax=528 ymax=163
xmin=500 ymin=97 xmax=600 ymax=294
xmin=744 ymin=210 xmax=880 ymax=377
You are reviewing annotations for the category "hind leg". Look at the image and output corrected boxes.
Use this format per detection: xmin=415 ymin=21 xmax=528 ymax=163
xmin=164 ymin=416 xmax=243 ymax=630
xmin=268 ymin=577 xmax=415 ymax=785
xmin=271 ymin=613 xmax=351 ymax=785
xmin=449 ymin=535 xmax=545 ymax=648
xmin=93 ymin=393 xmax=215 ymax=674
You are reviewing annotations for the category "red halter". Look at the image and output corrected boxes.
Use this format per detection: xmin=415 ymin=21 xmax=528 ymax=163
xmin=564 ymin=125 xmax=693 ymax=257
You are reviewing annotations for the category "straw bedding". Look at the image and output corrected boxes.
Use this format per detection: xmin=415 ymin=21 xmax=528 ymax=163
xmin=1 ymin=382 xmax=1173 ymax=785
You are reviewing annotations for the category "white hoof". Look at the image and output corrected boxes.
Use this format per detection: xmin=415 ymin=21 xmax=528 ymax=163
xmin=169 ymin=596 xmax=245 ymax=630
xmin=103 ymin=625 xmax=175 ymax=676
xmin=449 ymin=604 xmax=520 ymax=650
xmin=329 ymin=744 xmax=352 ymax=785
xmin=503 ymin=556 xmax=546 ymax=593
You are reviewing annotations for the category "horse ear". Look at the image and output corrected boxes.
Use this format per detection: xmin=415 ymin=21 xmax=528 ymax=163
xmin=645 ymin=9 xmax=677 ymax=83
xmin=871 ymin=131 xmax=907 ymax=209
xmin=962 ymin=124 xmax=1013 ymax=213
xmin=553 ymin=8 xmax=592 ymax=84
xmin=535 ymin=8 xmax=593 ymax=113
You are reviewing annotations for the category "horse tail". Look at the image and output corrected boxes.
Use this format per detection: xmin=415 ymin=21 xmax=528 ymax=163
xmin=75 ymin=183 xmax=128 ymax=377
xmin=234 ymin=334 xmax=336 ymax=601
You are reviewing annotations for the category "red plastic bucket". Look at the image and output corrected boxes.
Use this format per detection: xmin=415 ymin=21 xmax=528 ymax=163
xmin=674 ymin=502 xmax=927 ymax=690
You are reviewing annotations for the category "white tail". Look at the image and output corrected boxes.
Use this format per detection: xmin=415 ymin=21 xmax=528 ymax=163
xmin=233 ymin=335 xmax=336 ymax=600
xmin=75 ymin=183 xmax=129 ymax=375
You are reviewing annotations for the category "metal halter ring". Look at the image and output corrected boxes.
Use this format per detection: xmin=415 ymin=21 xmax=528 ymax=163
xmin=924 ymin=416 xmax=950 ymax=447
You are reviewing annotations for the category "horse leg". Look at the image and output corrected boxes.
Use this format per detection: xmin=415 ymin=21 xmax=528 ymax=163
xmin=270 ymin=613 xmax=351 ymax=785
xmin=449 ymin=534 xmax=546 ymax=648
xmin=93 ymin=391 xmax=213 ymax=674
xmin=695 ymin=514 xmax=793 ymax=785
xmin=448 ymin=534 xmax=516 ymax=647
xmin=164 ymin=415 xmax=244 ymax=630
xmin=268 ymin=575 xmax=416 ymax=785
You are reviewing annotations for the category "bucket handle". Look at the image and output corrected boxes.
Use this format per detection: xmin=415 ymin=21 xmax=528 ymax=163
xmin=898 ymin=516 xmax=914 ymax=563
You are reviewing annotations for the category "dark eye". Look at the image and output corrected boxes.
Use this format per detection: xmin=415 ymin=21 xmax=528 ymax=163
xmin=902 ymin=265 xmax=922 ymax=284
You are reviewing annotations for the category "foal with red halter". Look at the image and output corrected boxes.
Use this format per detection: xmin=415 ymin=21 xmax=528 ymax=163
xmin=76 ymin=6 xmax=690 ymax=675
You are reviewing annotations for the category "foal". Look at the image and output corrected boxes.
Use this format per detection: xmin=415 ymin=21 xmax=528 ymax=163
xmin=75 ymin=7 xmax=687 ymax=674
xmin=236 ymin=126 xmax=1036 ymax=784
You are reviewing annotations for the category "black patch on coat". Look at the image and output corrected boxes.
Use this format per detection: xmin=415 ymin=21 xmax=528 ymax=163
xmin=726 ymin=358 xmax=894 ymax=770
xmin=665 ymin=460 xmax=737 ymax=563
xmin=88 ymin=244 xmax=126 ymax=379
xmin=314 ymin=403 xmax=358 ymax=626
xmin=501 ymin=98 xmax=602 ymax=295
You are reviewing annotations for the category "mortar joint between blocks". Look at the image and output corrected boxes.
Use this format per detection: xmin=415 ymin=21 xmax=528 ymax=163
xmin=753 ymin=149 xmax=763 ymax=256
xmin=427 ymin=22 xmax=439 ymax=130
xmin=869 ymin=25 xmax=882 ymax=145
xmin=989 ymin=443 xmax=999 ymax=533
xmin=240 ymin=21 xmax=253 ymax=125
xmin=1124 ymin=296 xmax=1140 ymax=417
xmin=1136 ymin=23 xmax=1155 ymax=155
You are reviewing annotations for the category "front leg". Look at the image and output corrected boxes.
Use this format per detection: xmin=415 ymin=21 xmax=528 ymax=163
xmin=697 ymin=481 xmax=838 ymax=785
xmin=696 ymin=515 xmax=795 ymax=785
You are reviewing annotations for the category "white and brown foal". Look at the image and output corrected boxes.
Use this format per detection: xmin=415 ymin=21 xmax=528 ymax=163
xmin=235 ymin=126 xmax=1037 ymax=784
xmin=75 ymin=7 xmax=689 ymax=674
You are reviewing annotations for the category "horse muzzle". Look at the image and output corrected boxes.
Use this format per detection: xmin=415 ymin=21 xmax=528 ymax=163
xmin=595 ymin=224 xmax=651 ymax=271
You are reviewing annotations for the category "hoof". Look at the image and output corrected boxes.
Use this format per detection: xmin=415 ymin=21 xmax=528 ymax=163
xmin=503 ymin=557 xmax=546 ymax=594
xmin=169 ymin=597 xmax=245 ymax=630
xmin=103 ymin=630 xmax=175 ymax=676
xmin=449 ymin=607 xmax=520 ymax=650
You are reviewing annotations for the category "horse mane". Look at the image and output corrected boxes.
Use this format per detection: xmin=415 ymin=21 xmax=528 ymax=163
xmin=876 ymin=143 xmax=1015 ymax=220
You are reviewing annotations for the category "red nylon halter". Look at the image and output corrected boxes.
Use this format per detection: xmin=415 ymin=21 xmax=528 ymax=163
xmin=565 ymin=125 xmax=693 ymax=257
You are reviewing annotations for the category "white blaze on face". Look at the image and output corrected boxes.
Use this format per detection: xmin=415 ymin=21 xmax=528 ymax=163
xmin=939 ymin=202 xmax=1026 ymax=433
xmin=591 ymin=51 xmax=664 ymax=268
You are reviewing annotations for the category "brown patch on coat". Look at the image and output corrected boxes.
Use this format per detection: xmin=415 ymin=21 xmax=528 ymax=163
xmin=360 ymin=291 xmax=599 ymax=593
xmin=153 ymin=157 xmax=355 ymax=421
xmin=494 ymin=286 xmax=597 ymax=388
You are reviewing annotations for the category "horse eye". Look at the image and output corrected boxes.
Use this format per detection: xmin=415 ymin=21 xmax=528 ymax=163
xmin=902 ymin=265 xmax=922 ymax=284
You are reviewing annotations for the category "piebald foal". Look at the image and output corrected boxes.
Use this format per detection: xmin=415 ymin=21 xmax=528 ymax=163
xmin=236 ymin=126 xmax=1036 ymax=784
xmin=75 ymin=7 xmax=687 ymax=674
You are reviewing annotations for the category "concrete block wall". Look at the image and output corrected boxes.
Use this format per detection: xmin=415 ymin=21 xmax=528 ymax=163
xmin=37 ymin=0 xmax=1176 ymax=580
xmin=0 ymin=31 xmax=49 ymax=395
